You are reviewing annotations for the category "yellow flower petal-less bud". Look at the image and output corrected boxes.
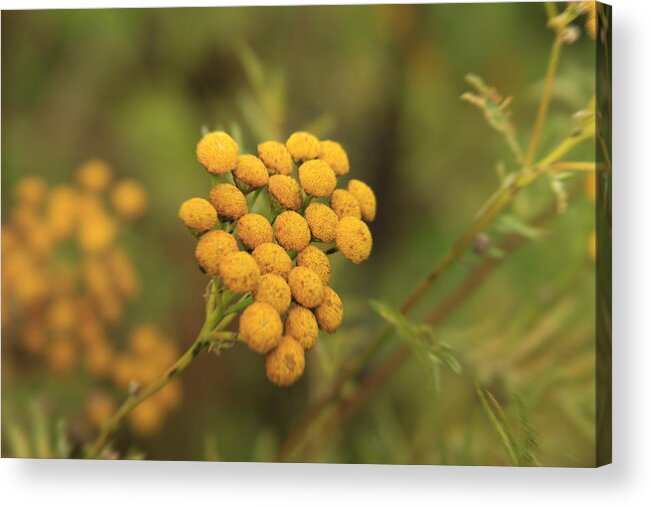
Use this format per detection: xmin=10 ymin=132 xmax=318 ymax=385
xmin=111 ymin=179 xmax=148 ymax=220
xmin=209 ymin=183 xmax=248 ymax=220
xmin=196 ymin=131 xmax=239 ymax=175
xmin=194 ymin=230 xmax=238 ymax=276
xmin=46 ymin=185 xmax=78 ymax=240
xmin=268 ymin=174 xmax=303 ymax=210
xmin=78 ymin=213 xmax=117 ymax=254
xmin=274 ymin=211 xmax=311 ymax=252
xmin=129 ymin=397 xmax=164 ymax=437
xmin=265 ymin=336 xmax=305 ymax=387
xmin=77 ymin=159 xmax=112 ymax=191
xmin=330 ymin=189 xmax=362 ymax=219
xmin=304 ymin=202 xmax=338 ymax=243
xmin=297 ymin=245 xmax=331 ymax=285
xmin=319 ymin=140 xmax=350 ymax=176
xmin=258 ymin=141 xmax=294 ymax=175
xmin=288 ymin=266 xmax=324 ymax=308
xmin=47 ymin=338 xmax=78 ymax=375
xmin=179 ymin=197 xmax=218 ymax=233
xmin=219 ymin=251 xmax=260 ymax=293
xmin=298 ymin=160 xmax=337 ymax=197
xmin=252 ymin=242 xmax=293 ymax=280
xmin=286 ymin=131 xmax=321 ymax=162
xmin=236 ymin=213 xmax=274 ymax=249
xmin=254 ymin=273 xmax=292 ymax=314
xmin=86 ymin=392 xmax=116 ymax=429
xmin=15 ymin=177 xmax=47 ymax=206
xmin=285 ymin=305 xmax=319 ymax=350
xmin=335 ymin=216 xmax=373 ymax=264
xmin=348 ymin=179 xmax=377 ymax=222
xmin=582 ymin=1 xmax=597 ymax=39
xmin=314 ymin=286 xmax=344 ymax=333
xmin=239 ymin=302 xmax=283 ymax=353
xmin=233 ymin=154 xmax=270 ymax=189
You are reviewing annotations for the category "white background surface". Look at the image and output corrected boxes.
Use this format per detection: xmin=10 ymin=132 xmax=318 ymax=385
xmin=1 ymin=0 xmax=648 ymax=505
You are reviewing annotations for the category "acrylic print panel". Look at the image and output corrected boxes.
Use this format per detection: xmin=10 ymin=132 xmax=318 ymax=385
xmin=1 ymin=2 xmax=611 ymax=467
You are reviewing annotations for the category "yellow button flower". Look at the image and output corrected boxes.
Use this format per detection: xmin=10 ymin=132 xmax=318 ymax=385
xmin=233 ymin=154 xmax=269 ymax=190
xmin=77 ymin=159 xmax=112 ymax=191
xmin=296 ymin=245 xmax=331 ymax=285
xmin=298 ymin=160 xmax=337 ymax=197
xmin=258 ymin=140 xmax=293 ymax=175
xmin=236 ymin=213 xmax=273 ymax=249
xmin=274 ymin=211 xmax=311 ymax=252
xmin=219 ymin=251 xmax=260 ymax=293
xmin=265 ymin=336 xmax=305 ymax=387
xmin=251 ymin=242 xmax=293 ymax=280
xmin=268 ymin=174 xmax=303 ymax=210
xmin=254 ymin=273 xmax=292 ymax=314
xmin=335 ymin=216 xmax=372 ymax=264
xmin=286 ymin=131 xmax=320 ymax=162
xmin=111 ymin=179 xmax=148 ymax=220
xmin=179 ymin=197 xmax=218 ymax=233
xmin=86 ymin=392 xmax=116 ymax=429
xmin=314 ymin=286 xmax=343 ymax=333
xmin=330 ymin=189 xmax=361 ymax=219
xmin=348 ymin=179 xmax=376 ymax=222
xmin=285 ymin=305 xmax=319 ymax=350
xmin=15 ymin=176 xmax=47 ymax=206
xmin=196 ymin=131 xmax=239 ymax=175
xmin=304 ymin=202 xmax=338 ymax=243
xmin=288 ymin=266 xmax=324 ymax=308
xmin=209 ymin=183 xmax=248 ymax=220
xmin=319 ymin=140 xmax=350 ymax=176
xmin=194 ymin=230 xmax=238 ymax=276
xmin=239 ymin=301 xmax=283 ymax=353
xmin=129 ymin=397 xmax=164 ymax=437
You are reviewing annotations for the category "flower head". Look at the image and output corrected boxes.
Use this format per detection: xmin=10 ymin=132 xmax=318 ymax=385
xmin=330 ymin=189 xmax=361 ymax=219
xmin=319 ymin=140 xmax=350 ymax=176
xmin=298 ymin=160 xmax=337 ymax=197
xmin=129 ymin=397 xmax=164 ymax=436
xmin=111 ymin=179 xmax=148 ymax=220
xmin=239 ymin=301 xmax=283 ymax=353
xmin=265 ymin=336 xmax=305 ymax=387
xmin=297 ymin=245 xmax=331 ymax=285
xmin=314 ymin=286 xmax=343 ymax=333
xmin=286 ymin=131 xmax=320 ymax=162
xmin=252 ymin=242 xmax=293 ymax=279
xmin=196 ymin=131 xmax=239 ymax=175
xmin=77 ymin=159 xmax=112 ymax=191
xmin=274 ymin=211 xmax=311 ymax=252
xmin=254 ymin=273 xmax=292 ymax=314
xmin=236 ymin=213 xmax=273 ymax=249
xmin=209 ymin=183 xmax=248 ymax=220
xmin=304 ymin=202 xmax=338 ymax=243
xmin=179 ymin=197 xmax=217 ymax=233
xmin=285 ymin=305 xmax=319 ymax=350
xmin=15 ymin=177 xmax=47 ymax=206
xmin=219 ymin=251 xmax=260 ymax=293
xmin=233 ymin=154 xmax=269 ymax=190
xmin=288 ymin=266 xmax=324 ymax=308
xmin=257 ymin=141 xmax=293 ymax=175
xmin=335 ymin=216 xmax=372 ymax=264
xmin=194 ymin=230 xmax=238 ymax=276
xmin=268 ymin=174 xmax=303 ymax=210
xmin=347 ymin=179 xmax=376 ymax=222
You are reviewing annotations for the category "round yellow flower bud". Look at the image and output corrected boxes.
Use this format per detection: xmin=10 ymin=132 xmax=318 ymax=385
xmin=239 ymin=301 xmax=283 ymax=353
xmin=286 ymin=131 xmax=320 ymax=162
xmin=348 ymin=179 xmax=376 ymax=222
xmin=15 ymin=177 xmax=47 ymax=206
xmin=46 ymin=185 xmax=78 ymax=240
xmin=314 ymin=286 xmax=343 ymax=333
xmin=236 ymin=213 xmax=273 ymax=249
xmin=196 ymin=131 xmax=238 ymax=175
xmin=77 ymin=159 xmax=112 ymax=191
xmin=296 ymin=245 xmax=331 ymax=285
xmin=78 ymin=213 xmax=117 ymax=254
xmin=209 ymin=183 xmax=248 ymax=220
xmin=582 ymin=1 xmax=596 ymax=39
xmin=319 ymin=140 xmax=350 ymax=176
xmin=257 ymin=141 xmax=293 ymax=175
xmin=335 ymin=216 xmax=372 ymax=264
xmin=274 ymin=211 xmax=311 ymax=252
xmin=111 ymin=179 xmax=148 ymax=220
xmin=298 ymin=160 xmax=337 ymax=197
xmin=268 ymin=174 xmax=303 ymax=210
xmin=304 ymin=203 xmax=338 ymax=243
xmin=179 ymin=197 xmax=217 ymax=233
xmin=288 ymin=266 xmax=324 ymax=308
xmin=194 ymin=230 xmax=238 ymax=276
xmin=219 ymin=251 xmax=260 ymax=293
xmin=86 ymin=392 xmax=116 ymax=429
xmin=129 ymin=397 xmax=164 ymax=437
xmin=265 ymin=336 xmax=305 ymax=387
xmin=254 ymin=273 xmax=291 ymax=314
xmin=251 ymin=242 xmax=293 ymax=280
xmin=285 ymin=305 xmax=319 ymax=350
xmin=233 ymin=154 xmax=269 ymax=189
xmin=330 ymin=189 xmax=361 ymax=219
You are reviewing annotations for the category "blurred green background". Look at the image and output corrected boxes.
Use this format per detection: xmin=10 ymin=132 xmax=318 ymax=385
xmin=2 ymin=3 xmax=597 ymax=465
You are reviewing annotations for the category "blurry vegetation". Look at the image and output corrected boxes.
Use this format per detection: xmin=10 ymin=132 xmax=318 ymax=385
xmin=2 ymin=2 xmax=603 ymax=466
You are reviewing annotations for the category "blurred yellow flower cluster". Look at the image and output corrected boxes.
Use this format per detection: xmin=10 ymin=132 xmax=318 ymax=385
xmin=181 ymin=130 xmax=376 ymax=386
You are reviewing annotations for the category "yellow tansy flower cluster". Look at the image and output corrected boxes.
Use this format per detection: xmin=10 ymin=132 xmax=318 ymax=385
xmin=185 ymin=130 xmax=376 ymax=387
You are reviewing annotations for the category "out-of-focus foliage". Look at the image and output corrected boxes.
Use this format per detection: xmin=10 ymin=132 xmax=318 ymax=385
xmin=2 ymin=3 xmax=597 ymax=465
